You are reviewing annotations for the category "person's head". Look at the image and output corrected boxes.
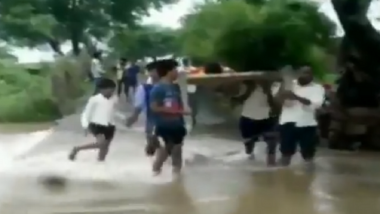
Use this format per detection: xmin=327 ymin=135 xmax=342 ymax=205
xmin=146 ymin=61 xmax=158 ymax=81
xmin=297 ymin=66 xmax=313 ymax=86
xmin=98 ymin=78 xmax=116 ymax=98
xmin=92 ymin=51 xmax=102 ymax=59
xmin=119 ymin=57 xmax=127 ymax=66
xmin=155 ymin=59 xmax=179 ymax=82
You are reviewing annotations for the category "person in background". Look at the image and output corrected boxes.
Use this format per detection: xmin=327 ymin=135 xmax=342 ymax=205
xmin=180 ymin=58 xmax=198 ymax=127
xmin=91 ymin=51 xmax=105 ymax=94
xmin=231 ymin=79 xmax=279 ymax=165
xmin=149 ymin=59 xmax=189 ymax=175
xmin=274 ymin=66 xmax=324 ymax=166
xmin=68 ymin=78 xmax=118 ymax=161
xmin=124 ymin=60 xmax=140 ymax=100
xmin=116 ymin=57 xmax=127 ymax=96
xmin=126 ymin=61 xmax=160 ymax=156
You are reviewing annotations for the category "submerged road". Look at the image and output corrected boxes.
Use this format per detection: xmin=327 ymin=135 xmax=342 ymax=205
xmin=1 ymin=96 xmax=380 ymax=214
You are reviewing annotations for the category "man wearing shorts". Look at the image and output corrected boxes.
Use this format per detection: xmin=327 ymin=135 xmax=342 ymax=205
xmin=234 ymin=80 xmax=278 ymax=165
xmin=68 ymin=78 xmax=117 ymax=161
xmin=274 ymin=66 xmax=324 ymax=166
xmin=149 ymin=59 xmax=188 ymax=175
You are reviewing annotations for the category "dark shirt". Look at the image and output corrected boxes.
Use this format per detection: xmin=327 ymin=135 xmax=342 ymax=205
xmin=126 ymin=65 xmax=140 ymax=83
xmin=149 ymin=83 xmax=184 ymax=127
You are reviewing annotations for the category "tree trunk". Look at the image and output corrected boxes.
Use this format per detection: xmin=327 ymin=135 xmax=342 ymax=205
xmin=71 ymin=31 xmax=81 ymax=56
xmin=330 ymin=0 xmax=380 ymax=150
xmin=332 ymin=0 xmax=380 ymax=77
xmin=48 ymin=39 xmax=64 ymax=56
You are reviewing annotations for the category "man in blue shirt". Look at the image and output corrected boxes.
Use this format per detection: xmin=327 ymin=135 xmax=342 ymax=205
xmin=126 ymin=61 xmax=159 ymax=156
xmin=149 ymin=59 xmax=188 ymax=175
xmin=124 ymin=60 xmax=140 ymax=100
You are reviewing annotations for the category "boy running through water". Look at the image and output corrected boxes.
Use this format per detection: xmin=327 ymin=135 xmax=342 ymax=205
xmin=149 ymin=59 xmax=188 ymax=175
xmin=68 ymin=78 xmax=117 ymax=161
xmin=126 ymin=61 xmax=160 ymax=156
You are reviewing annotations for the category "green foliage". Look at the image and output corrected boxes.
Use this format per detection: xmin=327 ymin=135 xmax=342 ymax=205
xmin=0 ymin=62 xmax=60 ymax=122
xmin=180 ymin=0 xmax=336 ymax=78
xmin=109 ymin=25 xmax=181 ymax=59
xmin=0 ymin=0 xmax=176 ymax=53
xmin=0 ymin=48 xmax=90 ymax=122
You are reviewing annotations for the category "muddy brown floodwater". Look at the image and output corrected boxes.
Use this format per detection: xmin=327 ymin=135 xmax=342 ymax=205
xmin=0 ymin=94 xmax=380 ymax=214
xmin=1 ymin=126 xmax=380 ymax=214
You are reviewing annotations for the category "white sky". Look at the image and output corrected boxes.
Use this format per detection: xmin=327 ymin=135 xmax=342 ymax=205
xmin=11 ymin=0 xmax=380 ymax=63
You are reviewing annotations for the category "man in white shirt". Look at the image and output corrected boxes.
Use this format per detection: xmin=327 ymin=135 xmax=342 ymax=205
xmin=91 ymin=51 xmax=105 ymax=94
xmin=275 ymin=66 xmax=324 ymax=166
xmin=68 ymin=78 xmax=118 ymax=161
xmin=234 ymin=80 xmax=278 ymax=165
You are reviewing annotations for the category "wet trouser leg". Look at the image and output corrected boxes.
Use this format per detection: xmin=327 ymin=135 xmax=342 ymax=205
xmin=279 ymin=123 xmax=297 ymax=164
xmin=296 ymin=126 xmax=318 ymax=161
xmin=144 ymin=120 xmax=159 ymax=156
xmin=93 ymin=77 xmax=102 ymax=95
xmin=265 ymin=134 xmax=277 ymax=155
xmin=154 ymin=125 xmax=187 ymax=172
xmin=239 ymin=116 xmax=274 ymax=155
xmin=239 ymin=116 xmax=260 ymax=155
xmin=117 ymin=79 xmax=123 ymax=96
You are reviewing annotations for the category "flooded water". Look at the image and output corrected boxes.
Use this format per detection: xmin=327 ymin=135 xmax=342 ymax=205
xmin=0 ymin=123 xmax=380 ymax=214
xmin=1 ymin=100 xmax=380 ymax=214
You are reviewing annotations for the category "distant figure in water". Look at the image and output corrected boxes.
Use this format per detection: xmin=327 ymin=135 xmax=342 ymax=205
xmin=124 ymin=59 xmax=140 ymax=101
xmin=116 ymin=57 xmax=128 ymax=96
xmin=149 ymin=59 xmax=189 ymax=175
xmin=68 ymin=78 xmax=117 ymax=161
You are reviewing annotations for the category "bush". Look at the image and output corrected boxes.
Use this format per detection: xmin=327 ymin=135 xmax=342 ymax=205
xmin=0 ymin=62 xmax=58 ymax=122
xmin=0 ymin=54 xmax=90 ymax=122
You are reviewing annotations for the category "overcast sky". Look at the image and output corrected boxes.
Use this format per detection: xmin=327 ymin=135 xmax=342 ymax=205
xmin=12 ymin=0 xmax=380 ymax=63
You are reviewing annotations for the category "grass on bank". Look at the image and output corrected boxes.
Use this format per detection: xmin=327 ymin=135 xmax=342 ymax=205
xmin=0 ymin=56 xmax=90 ymax=123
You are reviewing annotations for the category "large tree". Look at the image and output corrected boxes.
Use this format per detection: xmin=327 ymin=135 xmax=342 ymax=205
xmin=0 ymin=0 xmax=176 ymax=55
xmin=326 ymin=0 xmax=380 ymax=150
xmin=180 ymin=0 xmax=336 ymax=79
xmin=332 ymin=0 xmax=380 ymax=84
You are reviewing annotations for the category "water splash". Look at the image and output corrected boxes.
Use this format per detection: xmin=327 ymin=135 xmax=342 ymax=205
xmin=0 ymin=129 xmax=53 ymax=172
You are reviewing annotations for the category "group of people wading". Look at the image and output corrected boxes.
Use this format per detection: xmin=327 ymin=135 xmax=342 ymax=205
xmin=68 ymin=55 xmax=325 ymax=175
xmin=233 ymin=66 xmax=324 ymax=166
